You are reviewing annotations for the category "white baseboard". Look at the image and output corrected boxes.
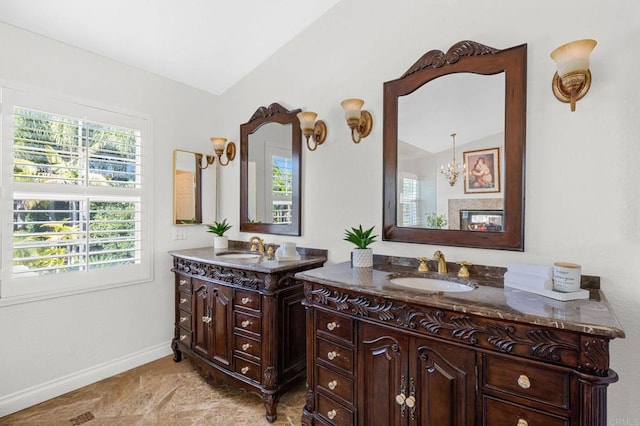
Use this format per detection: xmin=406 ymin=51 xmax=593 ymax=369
xmin=0 ymin=341 xmax=173 ymax=417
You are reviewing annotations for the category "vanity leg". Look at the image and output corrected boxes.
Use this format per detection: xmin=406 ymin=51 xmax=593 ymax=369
xmin=262 ymin=392 xmax=280 ymax=423
xmin=171 ymin=338 xmax=183 ymax=362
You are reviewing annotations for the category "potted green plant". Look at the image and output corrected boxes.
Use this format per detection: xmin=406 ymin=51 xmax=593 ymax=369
xmin=207 ymin=218 xmax=232 ymax=249
xmin=344 ymin=225 xmax=377 ymax=268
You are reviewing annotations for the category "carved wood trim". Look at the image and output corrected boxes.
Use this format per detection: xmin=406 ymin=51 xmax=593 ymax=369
xmin=402 ymin=40 xmax=501 ymax=78
xmin=263 ymin=366 xmax=278 ymax=389
xmin=249 ymin=102 xmax=301 ymax=121
xmin=581 ymin=337 xmax=610 ymax=376
xmin=307 ymin=284 xmax=594 ymax=371
xmin=174 ymin=258 xmax=265 ymax=289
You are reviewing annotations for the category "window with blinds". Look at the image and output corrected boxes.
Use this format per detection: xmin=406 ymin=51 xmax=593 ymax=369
xmin=271 ymin=155 xmax=293 ymax=224
xmin=401 ymin=177 xmax=419 ymax=227
xmin=1 ymin=88 xmax=152 ymax=300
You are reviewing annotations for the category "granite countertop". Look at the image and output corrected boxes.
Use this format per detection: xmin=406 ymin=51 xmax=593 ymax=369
xmin=296 ymin=262 xmax=625 ymax=339
xmin=169 ymin=245 xmax=327 ymax=274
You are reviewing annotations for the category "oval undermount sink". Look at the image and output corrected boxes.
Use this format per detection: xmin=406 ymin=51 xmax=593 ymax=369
xmin=389 ymin=277 xmax=475 ymax=292
xmin=216 ymin=253 xmax=261 ymax=263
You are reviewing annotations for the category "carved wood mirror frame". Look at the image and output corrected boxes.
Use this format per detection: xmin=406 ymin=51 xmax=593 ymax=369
xmin=383 ymin=41 xmax=527 ymax=250
xmin=240 ymin=103 xmax=302 ymax=236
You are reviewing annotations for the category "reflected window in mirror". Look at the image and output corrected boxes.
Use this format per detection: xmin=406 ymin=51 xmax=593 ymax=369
xmin=173 ymin=149 xmax=203 ymax=224
xmin=240 ymin=103 xmax=302 ymax=236
xmin=383 ymin=41 xmax=527 ymax=251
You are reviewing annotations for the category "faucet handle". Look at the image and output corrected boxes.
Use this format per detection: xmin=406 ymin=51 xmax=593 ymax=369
xmin=456 ymin=261 xmax=473 ymax=278
xmin=416 ymin=257 xmax=430 ymax=272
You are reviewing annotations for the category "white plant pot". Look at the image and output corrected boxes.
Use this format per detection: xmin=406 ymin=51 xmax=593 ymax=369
xmin=351 ymin=248 xmax=373 ymax=268
xmin=213 ymin=235 xmax=228 ymax=250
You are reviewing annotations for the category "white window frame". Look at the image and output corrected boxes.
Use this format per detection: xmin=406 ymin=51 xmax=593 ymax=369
xmin=0 ymin=86 xmax=154 ymax=303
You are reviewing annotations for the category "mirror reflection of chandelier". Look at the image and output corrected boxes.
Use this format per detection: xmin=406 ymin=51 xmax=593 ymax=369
xmin=440 ymin=133 xmax=461 ymax=186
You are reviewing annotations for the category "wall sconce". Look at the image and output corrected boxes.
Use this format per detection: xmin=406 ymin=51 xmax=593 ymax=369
xmin=198 ymin=137 xmax=236 ymax=168
xmin=296 ymin=111 xmax=327 ymax=151
xmin=340 ymin=98 xmax=373 ymax=143
xmin=550 ymin=39 xmax=597 ymax=112
xmin=440 ymin=133 xmax=461 ymax=186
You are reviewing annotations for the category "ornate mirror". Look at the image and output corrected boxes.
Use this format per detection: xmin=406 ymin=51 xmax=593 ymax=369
xmin=240 ymin=103 xmax=302 ymax=236
xmin=173 ymin=149 xmax=203 ymax=224
xmin=383 ymin=41 xmax=527 ymax=250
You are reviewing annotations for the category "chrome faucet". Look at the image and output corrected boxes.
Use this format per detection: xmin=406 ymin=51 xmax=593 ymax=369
xmin=249 ymin=236 xmax=265 ymax=255
xmin=433 ymin=250 xmax=447 ymax=274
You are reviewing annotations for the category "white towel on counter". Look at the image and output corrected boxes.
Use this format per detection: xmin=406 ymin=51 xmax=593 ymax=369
xmin=503 ymin=271 xmax=553 ymax=291
xmin=506 ymin=263 xmax=553 ymax=279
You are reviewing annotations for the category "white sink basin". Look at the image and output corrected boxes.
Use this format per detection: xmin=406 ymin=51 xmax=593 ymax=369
xmin=389 ymin=277 xmax=475 ymax=292
xmin=216 ymin=253 xmax=261 ymax=264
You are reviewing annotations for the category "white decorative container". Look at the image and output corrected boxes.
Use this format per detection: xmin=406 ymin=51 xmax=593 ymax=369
xmin=213 ymin=236 xmax=228 ymax=250
xmin=351 ymin=248 xmax=373 ymax=268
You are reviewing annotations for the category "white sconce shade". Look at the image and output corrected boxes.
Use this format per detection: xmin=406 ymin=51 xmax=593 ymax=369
xmin=297 ymin=111 xmax=318 ymax=132
xmin=211 ymin=137 xmax=227 ymax=152
xmin=341 ymin=98 xmax=364 ymax=120
xmin=551 ymin=39 xmax=597 ymax=77
xmin=204 ymin=136 xmax=236 ymax=167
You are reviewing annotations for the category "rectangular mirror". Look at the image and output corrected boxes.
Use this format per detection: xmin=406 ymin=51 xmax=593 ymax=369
xmin=173 ymin=149 xmax=203 ymax=224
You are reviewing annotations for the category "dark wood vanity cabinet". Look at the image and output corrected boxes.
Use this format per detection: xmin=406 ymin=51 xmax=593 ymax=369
xmin=170 ymin=251 xmax=326 ymax=422
xmin=301 ymin=279 xmax=621 ymax=426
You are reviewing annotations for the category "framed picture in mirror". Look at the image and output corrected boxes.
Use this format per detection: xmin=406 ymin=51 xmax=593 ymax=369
xmin=464 ymin=147 xmax=500 ymax=194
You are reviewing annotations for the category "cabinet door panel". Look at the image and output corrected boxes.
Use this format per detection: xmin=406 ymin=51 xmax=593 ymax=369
xmin=413 ymin=339 xmax=476 ymax=426
xmin=358 ymin=323 xmax=408 ymax=426
xmin=211 ymin=284 xmax=233 ymax=366
xmin=192 ymin=280 xmax=211 ymax=358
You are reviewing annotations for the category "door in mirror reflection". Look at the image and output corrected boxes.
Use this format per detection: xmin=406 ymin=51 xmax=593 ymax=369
xmin=396 ymin=72 xmax=505 ymax=232
xmin=247 ymin=122 xmax=293 ymax=225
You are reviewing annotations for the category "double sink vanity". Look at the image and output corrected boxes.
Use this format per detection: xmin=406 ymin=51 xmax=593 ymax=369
xmin=170 ymin=40 xmax=624 ymax=425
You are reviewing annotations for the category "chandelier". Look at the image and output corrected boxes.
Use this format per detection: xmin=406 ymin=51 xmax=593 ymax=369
xmin=440 ymin=133 xmax=461 ymax=186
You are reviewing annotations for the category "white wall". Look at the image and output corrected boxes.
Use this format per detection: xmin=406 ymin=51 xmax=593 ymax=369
xmin=216 ymin=0 xmax=640 ymax=420
xmin=1 ymin=0 xmax=639 ymax=421
xmin=0 ymin=22 xmax=220 ymax=415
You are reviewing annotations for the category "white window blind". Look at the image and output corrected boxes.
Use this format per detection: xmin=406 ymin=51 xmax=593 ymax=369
xmin=1 ymin=88 xmax=152 ymax=300
xmin=271 ymin=155 xmax=292 ymax=224
xmin=401 ymin=177 xmax=419 ymax=227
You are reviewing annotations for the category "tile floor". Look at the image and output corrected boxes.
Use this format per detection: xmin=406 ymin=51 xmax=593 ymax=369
xmin=0 ymin=356 xmax=306 ymax=425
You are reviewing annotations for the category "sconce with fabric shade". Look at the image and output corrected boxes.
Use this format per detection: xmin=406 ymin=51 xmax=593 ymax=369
xmin=297 ymin=111 xmax=327 ymax=151
xmin=340 ymin=98 xmax=373 ymax=143
xmin=551 ymin=39 xmax=597 ymax=112
xmin=198 ymin=137 xmax=236 ymax=168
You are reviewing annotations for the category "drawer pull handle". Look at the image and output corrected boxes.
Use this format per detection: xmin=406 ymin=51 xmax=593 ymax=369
xmin=241 ymin=366 xmax=249 ymax=374
xmin=241 ymin=297 xmax=251 ymax=304
xmin=180 ymin=298 xmax=187 ymax=304
xmin=180 ymin=317 xmax=188 ymax=323
xmin=242 ymin=343 xmax=252 ymax=351
xmin=395 ymin=393 xmax=407 ymax=406
xmin=326 ymin=321 xmax=338 ymax=331
xmin=327 ymin=409 xmax=336 ymax=420
xmin=241 ymin=320 xmax=252 ymax=328
xmin=517 ymin=374 xmax=531 ymax=389
xmin=327 ymin=351 xmax=338 ymax=360
xmin=328 ymin=380 xmax=337 ymax=390
xmin=202 ymin=316 xmax=212 ymax=324
xmin=517 ymin=420 xmax=528 ymax=426
xmin=179 ymin=279 xmax=187 ymax=285
xmin=180 ymin=334 xmax=187 ymax=341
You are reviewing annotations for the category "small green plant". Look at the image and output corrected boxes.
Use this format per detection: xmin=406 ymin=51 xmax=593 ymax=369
xmin=207 ymin=219 xmax=232 ymax=236
xmin=425 ymin=212 xmax=447 ymax=229
xmin=343 ymin=225 xmax=378 ymax=249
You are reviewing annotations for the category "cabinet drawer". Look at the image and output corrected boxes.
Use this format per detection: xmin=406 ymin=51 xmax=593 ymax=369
xmin=317 ymin=338 xmax=354 ymax=373
xmin=177 ymin=309 xmax=191 ymax=331
xmin=316 ymin=310 xmax=353 ymax=344
xmin=483 ymin=354 xmax=570 ymax=408
xmin=235 ymin=356 xmax=261 ymax=383
xmin=178 ymin=291 xmax=191 ymax=311
xmin=235 ymin=312 xmax=261 ymax=336
xmin=177 ymin=329 xmax=192 ymax=347
xmin=483 ymin=396 xmax=569 ymax=426
xmin=317 ymin=392 xmax=354 ymax=426
xmin=234 ymin=334 xmax=261 ymax=359
xmin=235 ymin=289 xmax=260 ymax=311
xmin=316 ymin=364 xmax=354 ymax=405
xmin=177 ymin=275 xmax=191 ymax=292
